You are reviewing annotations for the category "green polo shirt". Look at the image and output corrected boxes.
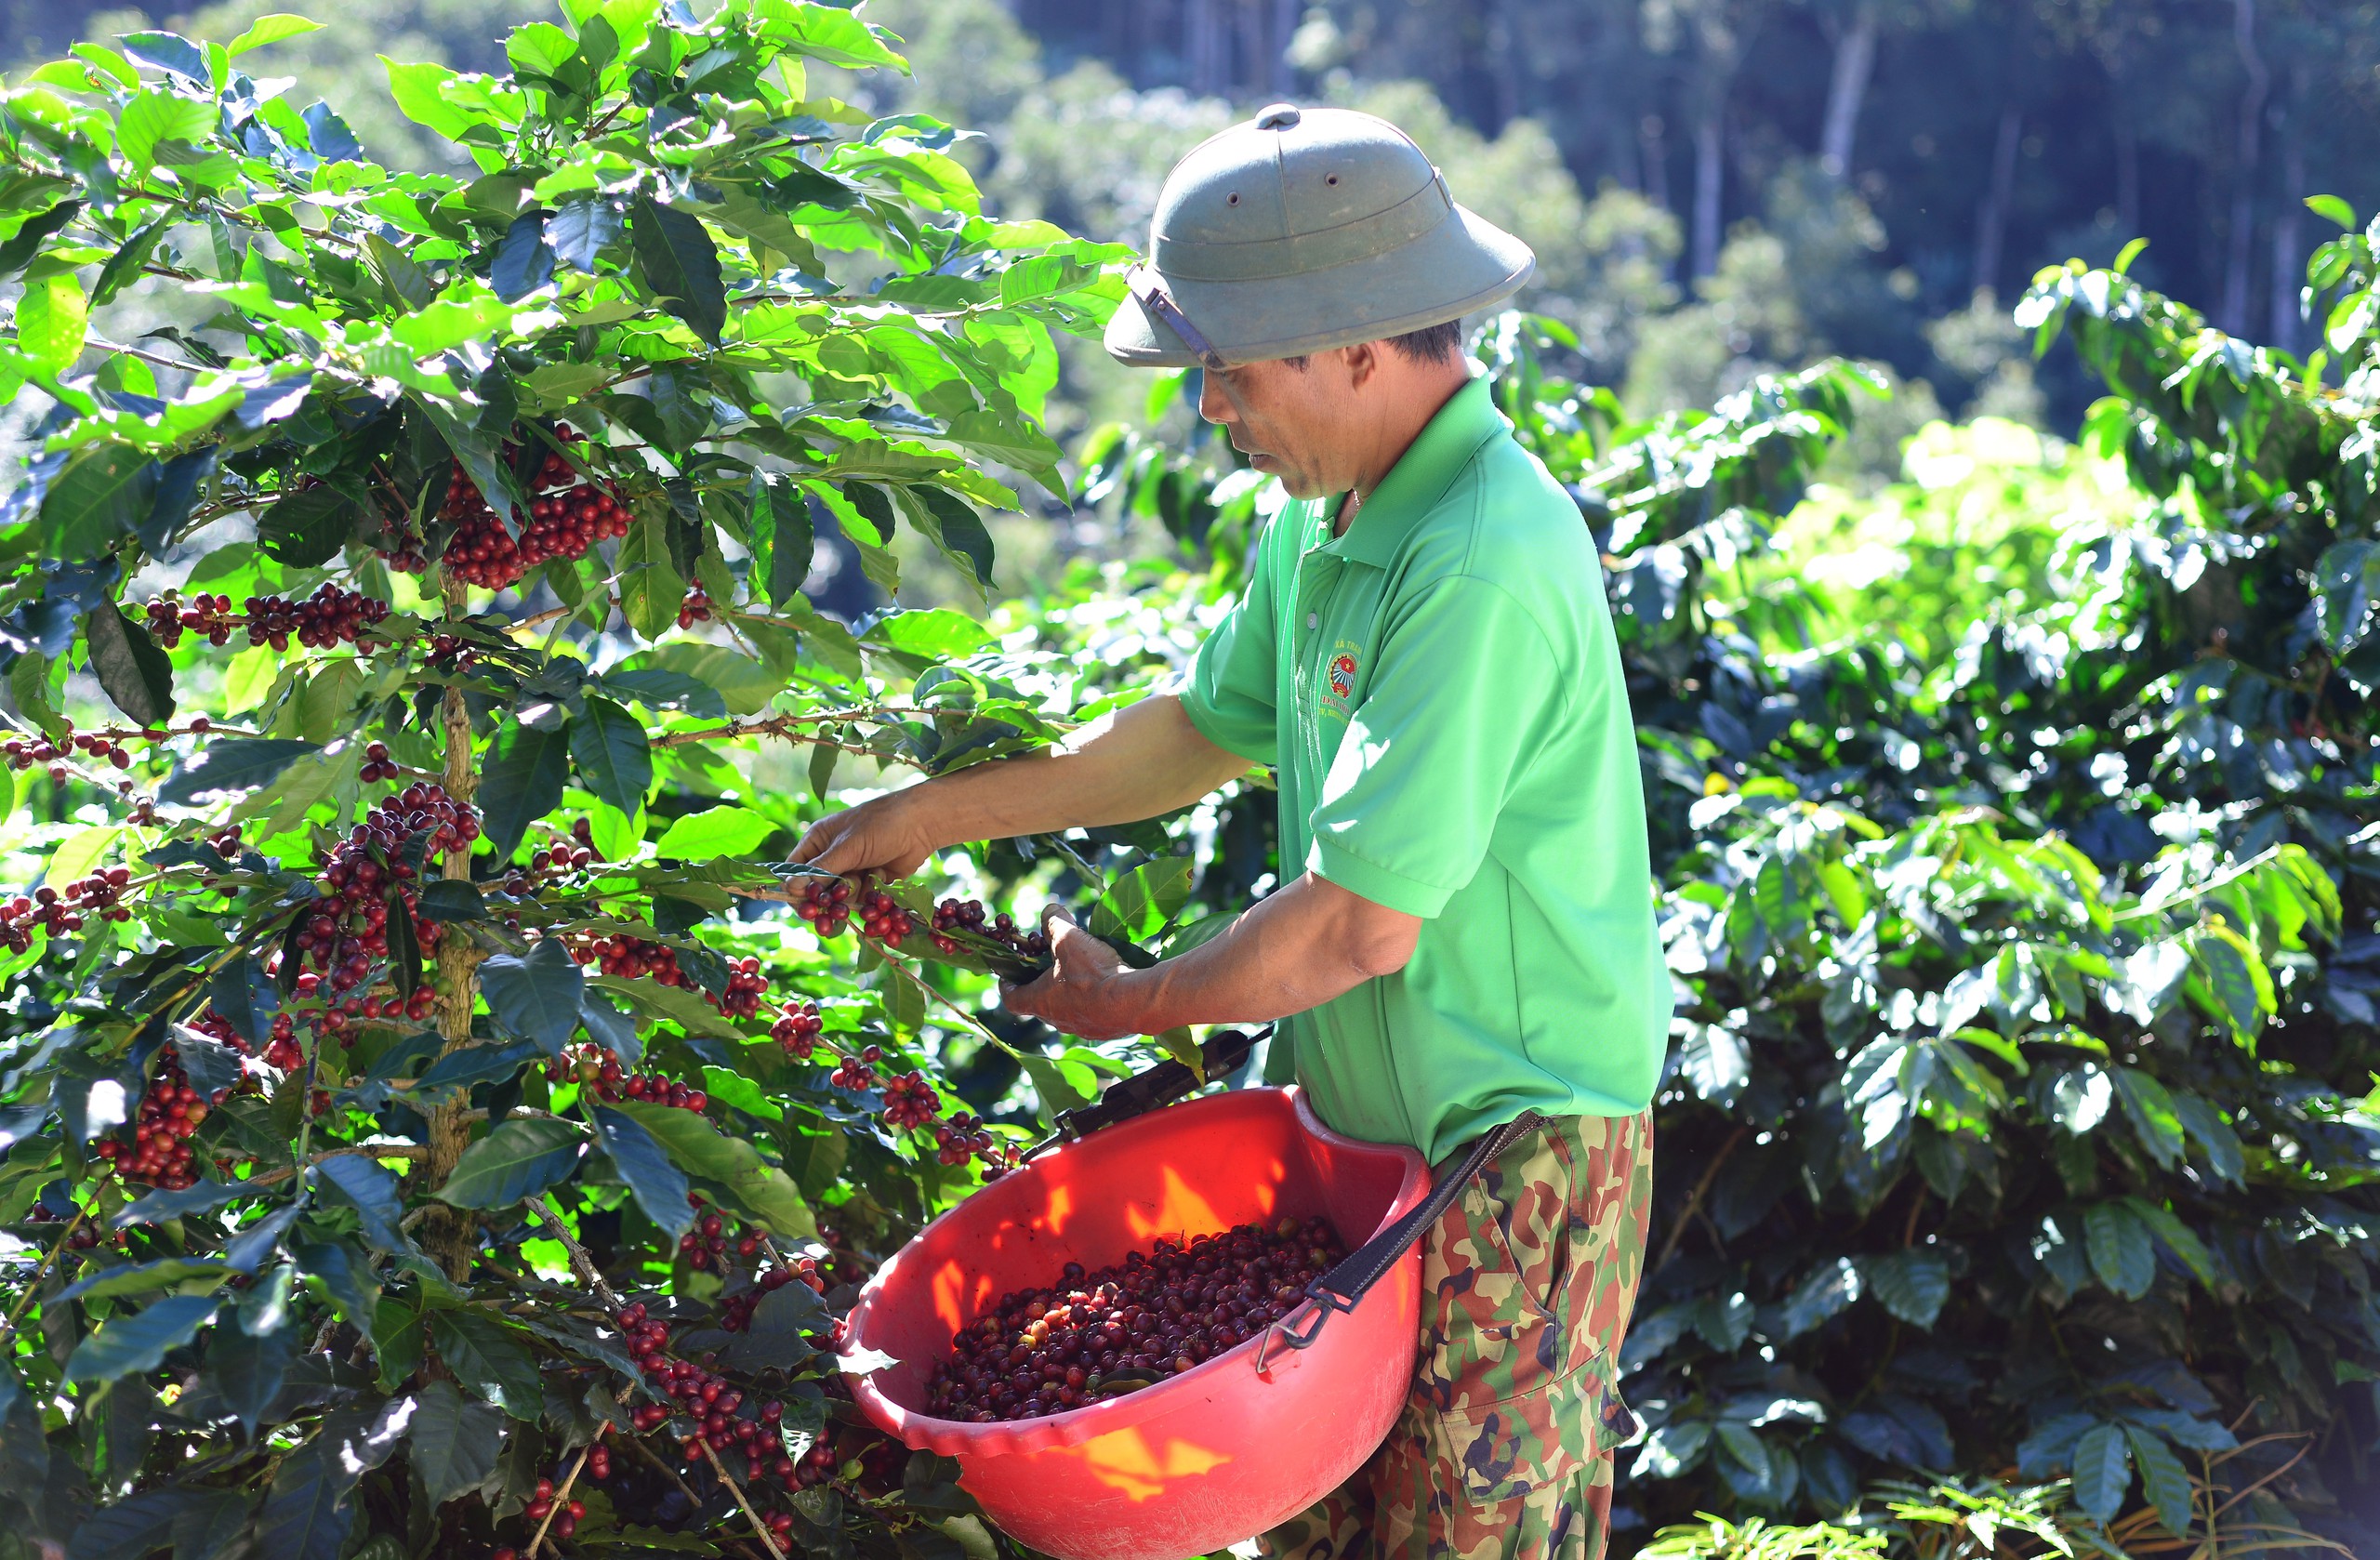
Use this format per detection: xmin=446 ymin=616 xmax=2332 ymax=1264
xmin=1179 ymin=375 xmax=1669 ymax=1162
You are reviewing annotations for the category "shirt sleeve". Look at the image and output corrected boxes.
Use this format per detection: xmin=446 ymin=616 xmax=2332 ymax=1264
xmin=1177 ymin=518 xmax=1284 ymax=767
xmin=1306 ymin=575 xmax=1567 ymax=918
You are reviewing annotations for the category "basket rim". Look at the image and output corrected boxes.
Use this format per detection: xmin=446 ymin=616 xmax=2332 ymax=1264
xmin=840 ymin=1085 xmax=1431 ymax=1457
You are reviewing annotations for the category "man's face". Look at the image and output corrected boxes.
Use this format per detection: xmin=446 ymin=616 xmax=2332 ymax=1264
xmin=1196 ymin=351 xmax=1362 ymax=500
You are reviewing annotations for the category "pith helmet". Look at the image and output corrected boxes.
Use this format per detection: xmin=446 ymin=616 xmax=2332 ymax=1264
xmin=1104 ymin=103 xmax=1535 ymax=370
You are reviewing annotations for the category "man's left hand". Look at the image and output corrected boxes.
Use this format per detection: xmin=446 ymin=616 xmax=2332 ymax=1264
xmin=999 ymin=906 xmax=1144 ymax=1040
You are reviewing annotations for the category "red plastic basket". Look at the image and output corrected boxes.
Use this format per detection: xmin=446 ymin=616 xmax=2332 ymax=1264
xmin=842 ymin=1087 xmax=1430 ymax=1560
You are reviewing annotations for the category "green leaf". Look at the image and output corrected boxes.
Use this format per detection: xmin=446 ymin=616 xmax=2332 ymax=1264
xmin=83 ymin=605 xmax=175 ymax=726
xmin=2109 ymin=1066 xmax=2186 ymax=1169
xmin=1861 ymin=1249 xmax=1950 ymax=1328
xmin=748 ymin=475 xmax=812 ymax=608
xmin=636 ymin=642 xmax=777 ymax=717
xmin=314 ymin=1156 xmax=408 ymax=1250
xmin=407 ymin=1378 xmax=505 ymax=1505
xmin=256 ymin=1438 xmax=356 ymax=1560
xmin=379 ymin=58 xmax=471 ymax=140
xmin=763 ymin=3 xmax=907 ymax=69
xmin=478 ymin=721 xmax=570 ymax=859
xmin=591 ymin=1105 xmax=694 ymax=1239
xmin=434 ymin=1116 xmax=587 ymax=1207
xmin=2123 ymin=1424 xmax=2196 ymax=1537
xmin=427 ymin=1310 xmax=543 ymax=1420
xmin=257 ymin=485 xmax=356 ymax=569
xmin=618 ymin=513 xmax=687 ymax=642
xmin=549 ymin=196 xmax=622 ymax=271
xmin=612 ymin=1098 xmax=814 ymax=1238
xmin=227 ymin=14 xmax=321 ymax=54
xmin=1778 ymin=1256 xmax=1861 ymax=1338
xmin=2307 ymin=193 xmax=2358 ymax=230
xmin=477 ymin=938 xmax=587 ymax=1055
xmin=1089 ymin=858 xmax=1193 ymax=942
xmin=67 ymin=1489 xmax=214 ymax=1560
xmin=2069 ymin=1422 xmax=2132 ymax=1522
xmin=0 ymin=199 xmax=82 ymax=279
xmin=910 ymin=485 xmax=997 ymax=592
xmin=16 ymin=272 xmax=86 ymax=375
xmin=207 ymin=956 xmax=278 ymax=1048
xmin=158 ymin=738 xmax=319 ymax=806
xmin=654 ymin=806 xmax=777 ymax=861
xmin=630 ymin=197 xmax=725 ymax=347
xmin=64 ymin=1294 xmax=218 ymax=1382
xmin=2082 ymin=1200 xmax=2156 ymax=1298
xmin=206 ymin=1319 xmax=298 ymax=1435
xmin=840 ymin=480 xmax=895 ymax=543
xmin=490 ymin=213 xmax=555 ymax=302
xmin=568 ymin=696 xmax=653 ymax=816
xmin=42 ymin=442 xmax=152 ymax=559
xmin=588 ymin=972 xmax=747 ymax=1040
xmin=118 ymin=89 xmax=217 ymax=170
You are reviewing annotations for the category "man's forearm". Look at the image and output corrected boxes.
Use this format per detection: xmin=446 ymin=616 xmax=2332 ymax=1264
xmin=1103 ymin=872 xmax=1422 ymax=1032
xmin=904 ymin=694 xmax=1252 ymax=851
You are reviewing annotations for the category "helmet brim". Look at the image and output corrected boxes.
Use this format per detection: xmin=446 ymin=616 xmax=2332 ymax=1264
xmin=1102 ymin=203 xmax=1535 ymax=368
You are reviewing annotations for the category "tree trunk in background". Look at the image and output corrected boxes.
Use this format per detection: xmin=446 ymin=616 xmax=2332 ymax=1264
xmin=2269 ymin=69 xmax=2307 ymax=352
xmin=1271 ymin=0 xmax=1298 ymax=95
xmin=1971 ymin=102 xmax=2020 ymax=296
xmin=1819 ymin=0 xmax=1880 ymax=178
xmin=1692 ymin=110 xmax=1725 ymax=278
xmin=2221 ymin=0 xmax=2269 ymax=336
xmin=1642 ymin=113 xmax=1671 ymax=208
xmin=1185 ymin=0 xmax=1226 ymax=97
xmin=2114 ymin=117 xmax=2141 ymax=238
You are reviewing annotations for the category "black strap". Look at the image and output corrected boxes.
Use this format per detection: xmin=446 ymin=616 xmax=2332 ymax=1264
xmin=1021 ymin=1026 xmax=1265 ymax=1161
xmin=1127 ymin=265 xmax=1232 ymax=373
xmin=1263 ymin=1109 xmax=1550 ymax=1361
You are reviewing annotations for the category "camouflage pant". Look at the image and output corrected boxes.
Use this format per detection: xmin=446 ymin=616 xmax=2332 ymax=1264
xmin=1261 ymin=1110 xmax=1654 ymax=1560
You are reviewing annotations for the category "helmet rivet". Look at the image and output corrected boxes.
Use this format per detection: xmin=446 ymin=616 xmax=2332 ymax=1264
xmin=1227 ymin=192 xmax=1240 ymax=205
xmin=1327 ymin=174 xmax=1339 ymax=185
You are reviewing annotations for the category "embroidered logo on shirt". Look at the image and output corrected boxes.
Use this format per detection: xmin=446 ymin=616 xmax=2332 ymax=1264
xmin=1329 ymin=653 xmax=1358 ymax=699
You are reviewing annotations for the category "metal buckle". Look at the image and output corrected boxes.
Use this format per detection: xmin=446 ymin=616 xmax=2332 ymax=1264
xmin=1127 ymin=265 xmax=1230 ymax=373
xmin=1253 ymin=1296 xmax=1333 ymax=1376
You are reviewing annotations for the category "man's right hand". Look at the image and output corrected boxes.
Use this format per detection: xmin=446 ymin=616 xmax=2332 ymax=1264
xmin=788 ymin=791 xmax=940 ymax=879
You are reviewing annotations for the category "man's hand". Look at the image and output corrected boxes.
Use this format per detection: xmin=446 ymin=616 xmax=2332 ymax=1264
xmin=788 ymin=792 xmax=939 ymax=879
xmin=999 ymin=906 xmax=1144 ymax=1041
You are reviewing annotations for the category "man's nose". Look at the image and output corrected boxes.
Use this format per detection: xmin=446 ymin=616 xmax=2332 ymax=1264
xmin=1196 ymin=369 xmax=1235 ymax=426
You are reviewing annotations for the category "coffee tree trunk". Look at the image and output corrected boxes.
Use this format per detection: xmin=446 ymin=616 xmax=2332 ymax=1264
xmin=426 ymin=586 xmax=483 ymax=1281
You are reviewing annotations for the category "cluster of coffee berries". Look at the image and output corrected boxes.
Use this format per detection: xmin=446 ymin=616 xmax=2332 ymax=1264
xmin=424 ymin=633 xmax=479 ymax=671
xmin=433 ymin=430 xmax=632 ymax=591
xmin=714 ymin=957 xmax=768 ymax=1019
xmin=245 ymin=585 xmax=392 ymax=651
xmin=677 ymin=1207 xmax=739 ymax=1271
xmin=90 ymin=1046 xmax=221 ymax=1189
xmin=856 ymin=887 xmax=917 ymax=944
xmin=143 ymin=590 xmax=243 ymax=648
xmin=719 ymin=1252 xmax=828 ymax=1331
xmin=795 ymin=879 xmax=854 ymax=936
xmin=677 ymin=587 xmax=715 ymax=629
xmin=521 ymin=1477 xmax=586 ymax=1540
xmin=924 ymin=1218 xmax=1347 ymax=1422
xmin=298 ymin=783 xmax=475 ymax=994
xmin=931 ymin=1110 xmax=1003 ymax=1170
xmin=880 ymin=1070 xmax=940 ymax=1130
xmin=0 ymin=865 xmax=128 ymax=947
xmin=612 ymin=1292 xmax=819 ymax=1491
xmin=829 ymin=1045 xmax=881 ymax=1092
xmin=581 ymin=932 xmax=690 ymax=986
xmin=189 ymin=1003 xmax=306 ymax=1071
xmin=770 ymin=999 xmax=824 ymax=1060
xmin=6 ymin=725 xmax=134 ymax=781
xmin=927 ymin=896 xmax=1054 ymax=964
xmin=542 ymin=1044 xmax=709 ymax=1113
xmin=359 ymin=741 xmax=399 ymax=784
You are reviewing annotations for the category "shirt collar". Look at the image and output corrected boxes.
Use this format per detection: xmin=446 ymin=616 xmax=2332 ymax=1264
xmin=1317 ymin=374 xmax=1509 ymax=569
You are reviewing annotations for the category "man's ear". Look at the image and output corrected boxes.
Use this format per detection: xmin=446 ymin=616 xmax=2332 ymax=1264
xmin=1341 ymin=340 xmax=1382 ymax=390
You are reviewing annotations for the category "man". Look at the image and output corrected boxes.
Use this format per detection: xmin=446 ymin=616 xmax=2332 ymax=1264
xmin=792 ymin=104 xmax=1667 ymax=1560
